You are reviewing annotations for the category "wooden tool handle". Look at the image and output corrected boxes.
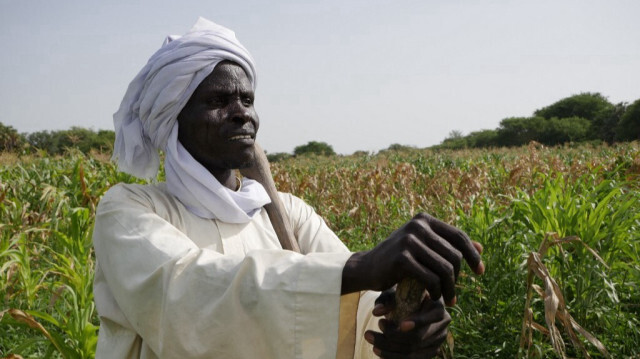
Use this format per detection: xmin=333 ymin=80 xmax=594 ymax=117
xmin=239 ymin=142 xmax=300 ymax=253
xmin=389 ymin=277 xmax=426 ymax=322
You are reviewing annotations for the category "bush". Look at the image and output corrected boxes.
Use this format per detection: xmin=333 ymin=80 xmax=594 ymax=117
xmin=616 ymin=99 xmax=640 ymax=141
xmin=293 ymin=141 xmax=336 ymax=156
xmin=0 ymin=122 xmax=25 ymax=152
xmin=540 ymin=116 xmax=591 ymax=145
xmin=267 ymin=152 xmax=292 ymax=162
xmin=466 ymin=129 xmax=499 ymax=148
xmin=26 ymin=127 xmax=115 ymax=155
xmin=496 ymin=117 xmax=546 ymax=146
xmin=534 ymin=92 xmax=613 ymax=122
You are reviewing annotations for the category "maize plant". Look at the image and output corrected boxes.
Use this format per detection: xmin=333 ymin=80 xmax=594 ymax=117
xmin=1 ymin=142 xmax=639 ymax=358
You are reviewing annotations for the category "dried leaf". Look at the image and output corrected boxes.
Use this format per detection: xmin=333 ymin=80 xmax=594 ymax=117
xmin=520 ymin=234 xmax=610 ymax=359
xmin=446 ymin=331 xmax=455 ymax=358
xmin=2 ymin=354 xmax=25 ymax=359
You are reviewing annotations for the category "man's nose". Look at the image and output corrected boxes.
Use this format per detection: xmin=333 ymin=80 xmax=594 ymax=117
xmin=229 ymin=98 xmax=254 ymax=124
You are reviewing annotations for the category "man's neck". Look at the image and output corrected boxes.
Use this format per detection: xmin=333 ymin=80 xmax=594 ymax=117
xmin=210 ymin=169 xmax=239 ymax=190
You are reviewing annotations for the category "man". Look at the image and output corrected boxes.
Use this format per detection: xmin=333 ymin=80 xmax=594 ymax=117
xmin=94 ymin=18 xmax=484 ymax=358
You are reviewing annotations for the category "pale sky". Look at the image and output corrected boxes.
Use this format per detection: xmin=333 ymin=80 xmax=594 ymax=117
xmin=1 ymin=0 xmax=639 ymax=155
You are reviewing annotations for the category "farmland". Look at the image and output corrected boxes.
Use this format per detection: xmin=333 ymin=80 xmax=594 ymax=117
xmin=1 ymin=142 xmax=639 ymax=358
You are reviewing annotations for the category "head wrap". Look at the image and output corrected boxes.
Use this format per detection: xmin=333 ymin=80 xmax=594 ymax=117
xmin=112 ymin=18 xmax=270 ymax=223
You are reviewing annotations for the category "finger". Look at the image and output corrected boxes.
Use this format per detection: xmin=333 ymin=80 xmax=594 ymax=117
xmin=374 ymin=340 xmax=443 ymax=359
xmin=377 ymin=313 xmax=450 ymax=352
xmin=372 ymin=303 xmax=391 ymax=317
xmin=416 ymin=306 xmax=451 ymax=349
xmin=404 ymin=235 xmax=455 ymax=304
xmin=473 ymin=241 xmax=484 ymax=254
xmin=373 ymin=289 xmax=396 ymax=316
xmin=377 ymin=345 xmax=441 ymax=359
xmin=399 ymin=299 xmax=447 ymax=332
xmin=472 ymin=241 xmax=486 ymax=274
xmin=401 ymin=252 xmax=443 ymax=301
xmin=374 ymin=288 xmax=396 ymax=308
xmin=406 ymin=217 xmax=463 ymax=279
xmin=366 ymin=329 xmax=413 ymax=354
xmin=419 ymin=213 xmax=484 ymax=274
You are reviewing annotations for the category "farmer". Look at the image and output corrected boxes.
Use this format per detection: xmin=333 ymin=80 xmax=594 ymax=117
xmin=93 ymin=18 xmax=484 ymax=358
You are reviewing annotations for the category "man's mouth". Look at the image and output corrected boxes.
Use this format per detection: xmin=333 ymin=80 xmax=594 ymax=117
xmin=229 ymin=135 xmax=253 ymax=141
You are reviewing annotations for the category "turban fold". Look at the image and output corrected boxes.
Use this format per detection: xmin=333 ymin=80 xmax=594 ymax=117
xmin=112 ymin=18 xmax=270 ymax=223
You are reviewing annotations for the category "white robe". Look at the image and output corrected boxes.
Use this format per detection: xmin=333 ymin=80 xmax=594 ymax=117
xmin=93 ymin=183 xmax=378 ymax=358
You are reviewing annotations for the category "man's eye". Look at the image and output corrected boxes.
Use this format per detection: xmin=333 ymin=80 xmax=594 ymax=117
xmin=208 ymin=97 xmax=225 ymax=106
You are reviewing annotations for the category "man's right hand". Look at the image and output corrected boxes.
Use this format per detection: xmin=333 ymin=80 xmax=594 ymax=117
xmin=341 ymin=212 xmax=484 ymax=306
xmin=366 ymin=293 xmax=451 ymax=358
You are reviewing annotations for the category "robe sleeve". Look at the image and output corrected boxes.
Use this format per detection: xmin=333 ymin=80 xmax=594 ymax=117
xmin=93 ymin=184 xmax=352 ymax=358
xmin=278 ymin=192 xmax=350 ymax=254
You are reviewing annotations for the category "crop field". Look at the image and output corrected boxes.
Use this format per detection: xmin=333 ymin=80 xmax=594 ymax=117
xmin=1 ymin=142 xmax=639 ymax=358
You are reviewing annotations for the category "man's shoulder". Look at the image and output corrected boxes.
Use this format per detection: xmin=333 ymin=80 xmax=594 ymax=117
xmin=100 ymin=182 xmax=171 ymax=209
xmin=103 ymin=182 xmax=168 ymax=198
xmin=276 ymin=191 xmax=307 ymax=210
xmin=277 ymin=192 xmax=320 ymax=222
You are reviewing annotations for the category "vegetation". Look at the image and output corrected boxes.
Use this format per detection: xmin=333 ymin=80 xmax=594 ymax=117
xmin=0 ymin=123 xmax=24 ymax=153
xmin=25 ymin=128 xmax=114 ymax=156
xmin=293 ymin=140 xmax=336 ymax=156
xmin=266 ymin=151 xmax=292 ymax=163
xmin=617 ymin=99 xmax=640 ymax=142
xmin=439 ymin=93 xmax=640 ymax=150
xmin=1 ymin=91 xmax=638 ymax=159
xmin=0 ymin=126 xmax=115 ymax=156
xmin=1 ymin=142 xmax=638 ymax=358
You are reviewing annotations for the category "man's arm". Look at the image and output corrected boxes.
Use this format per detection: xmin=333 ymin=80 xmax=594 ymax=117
xmin=93 ymin=185 xmax=351 ymax=358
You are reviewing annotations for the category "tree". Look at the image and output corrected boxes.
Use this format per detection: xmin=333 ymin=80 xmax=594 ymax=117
xmin=0 ymin=122 xmax=25 ymax=152
xmin=540 ymin=117 xmax=591 ymax=145
xmin=534 ymin=92 xmax=613 ymax=122
xmin=92 ymin=129 xmax=115 ymax=152
xmin=385 ymin=144 xmax=416 ymax=152
xmin=446 ymin=130 xmax=464 ymax=140
xmin=26 ymin=127 xmax=116 ymax=155
xmin=533 ymin=92 xmax=615 ymax=142
xmin=466 ymin=129 xmax=499 ymax=148
xmin=439 ymin=130 xmax=467 ymax=149
xmin=26 ymin=130 xmax=56 ymax=153
xmin=592 ymin=102 xmax=627 ymax=143
xmin=266 ymin=152 xmax=292 ymax=162
xmin=496 ymin=117 xmax=546 ymax=147
xmin=616 ymin=98 xmax=640 ymax=141
xmin=293 ymin=141 xmax=336 ymax=156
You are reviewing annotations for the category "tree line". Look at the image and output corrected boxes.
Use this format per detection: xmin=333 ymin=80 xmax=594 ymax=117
xmin=0 ymin=125 xmax=114 ymax=154
xmin=438 ymin=93 xmax=640 ymax=149
xmin=1 ymin=92 xmax=638 ymax=156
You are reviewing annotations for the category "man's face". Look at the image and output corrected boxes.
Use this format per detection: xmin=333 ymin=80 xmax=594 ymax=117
xmin=177 ymin=61 xmax=259 ymax=172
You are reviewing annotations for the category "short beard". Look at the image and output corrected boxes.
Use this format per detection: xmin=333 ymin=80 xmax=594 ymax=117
xmin=235 ymin=159 xmax=254 ymax=169
xmin=229 ymin=153 xmax=255 ymax=170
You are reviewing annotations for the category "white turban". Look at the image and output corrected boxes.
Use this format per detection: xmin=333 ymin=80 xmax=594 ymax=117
xmin=112 ymin=18 xmax=270 ymax=223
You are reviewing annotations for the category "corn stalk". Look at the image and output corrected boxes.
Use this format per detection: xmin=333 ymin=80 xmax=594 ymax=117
xmin=520 ymin=233 xmax=611 ymax=358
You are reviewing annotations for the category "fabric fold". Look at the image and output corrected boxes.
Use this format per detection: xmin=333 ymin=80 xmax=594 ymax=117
xmin=164 ymin=125 xmax=271 ymax=222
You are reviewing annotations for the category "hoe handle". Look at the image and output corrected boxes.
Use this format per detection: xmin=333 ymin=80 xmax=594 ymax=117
xmin=240 ymin=143 xmax=300 ymax=253
xmin=389 ymin=278 xmax=426 ymax=322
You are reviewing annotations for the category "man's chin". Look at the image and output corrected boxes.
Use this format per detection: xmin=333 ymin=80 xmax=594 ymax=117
xmin=232 ymin=154 xmax=255 ymax=170
xmin=235 ymin=159 xmax=254 ymax=169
